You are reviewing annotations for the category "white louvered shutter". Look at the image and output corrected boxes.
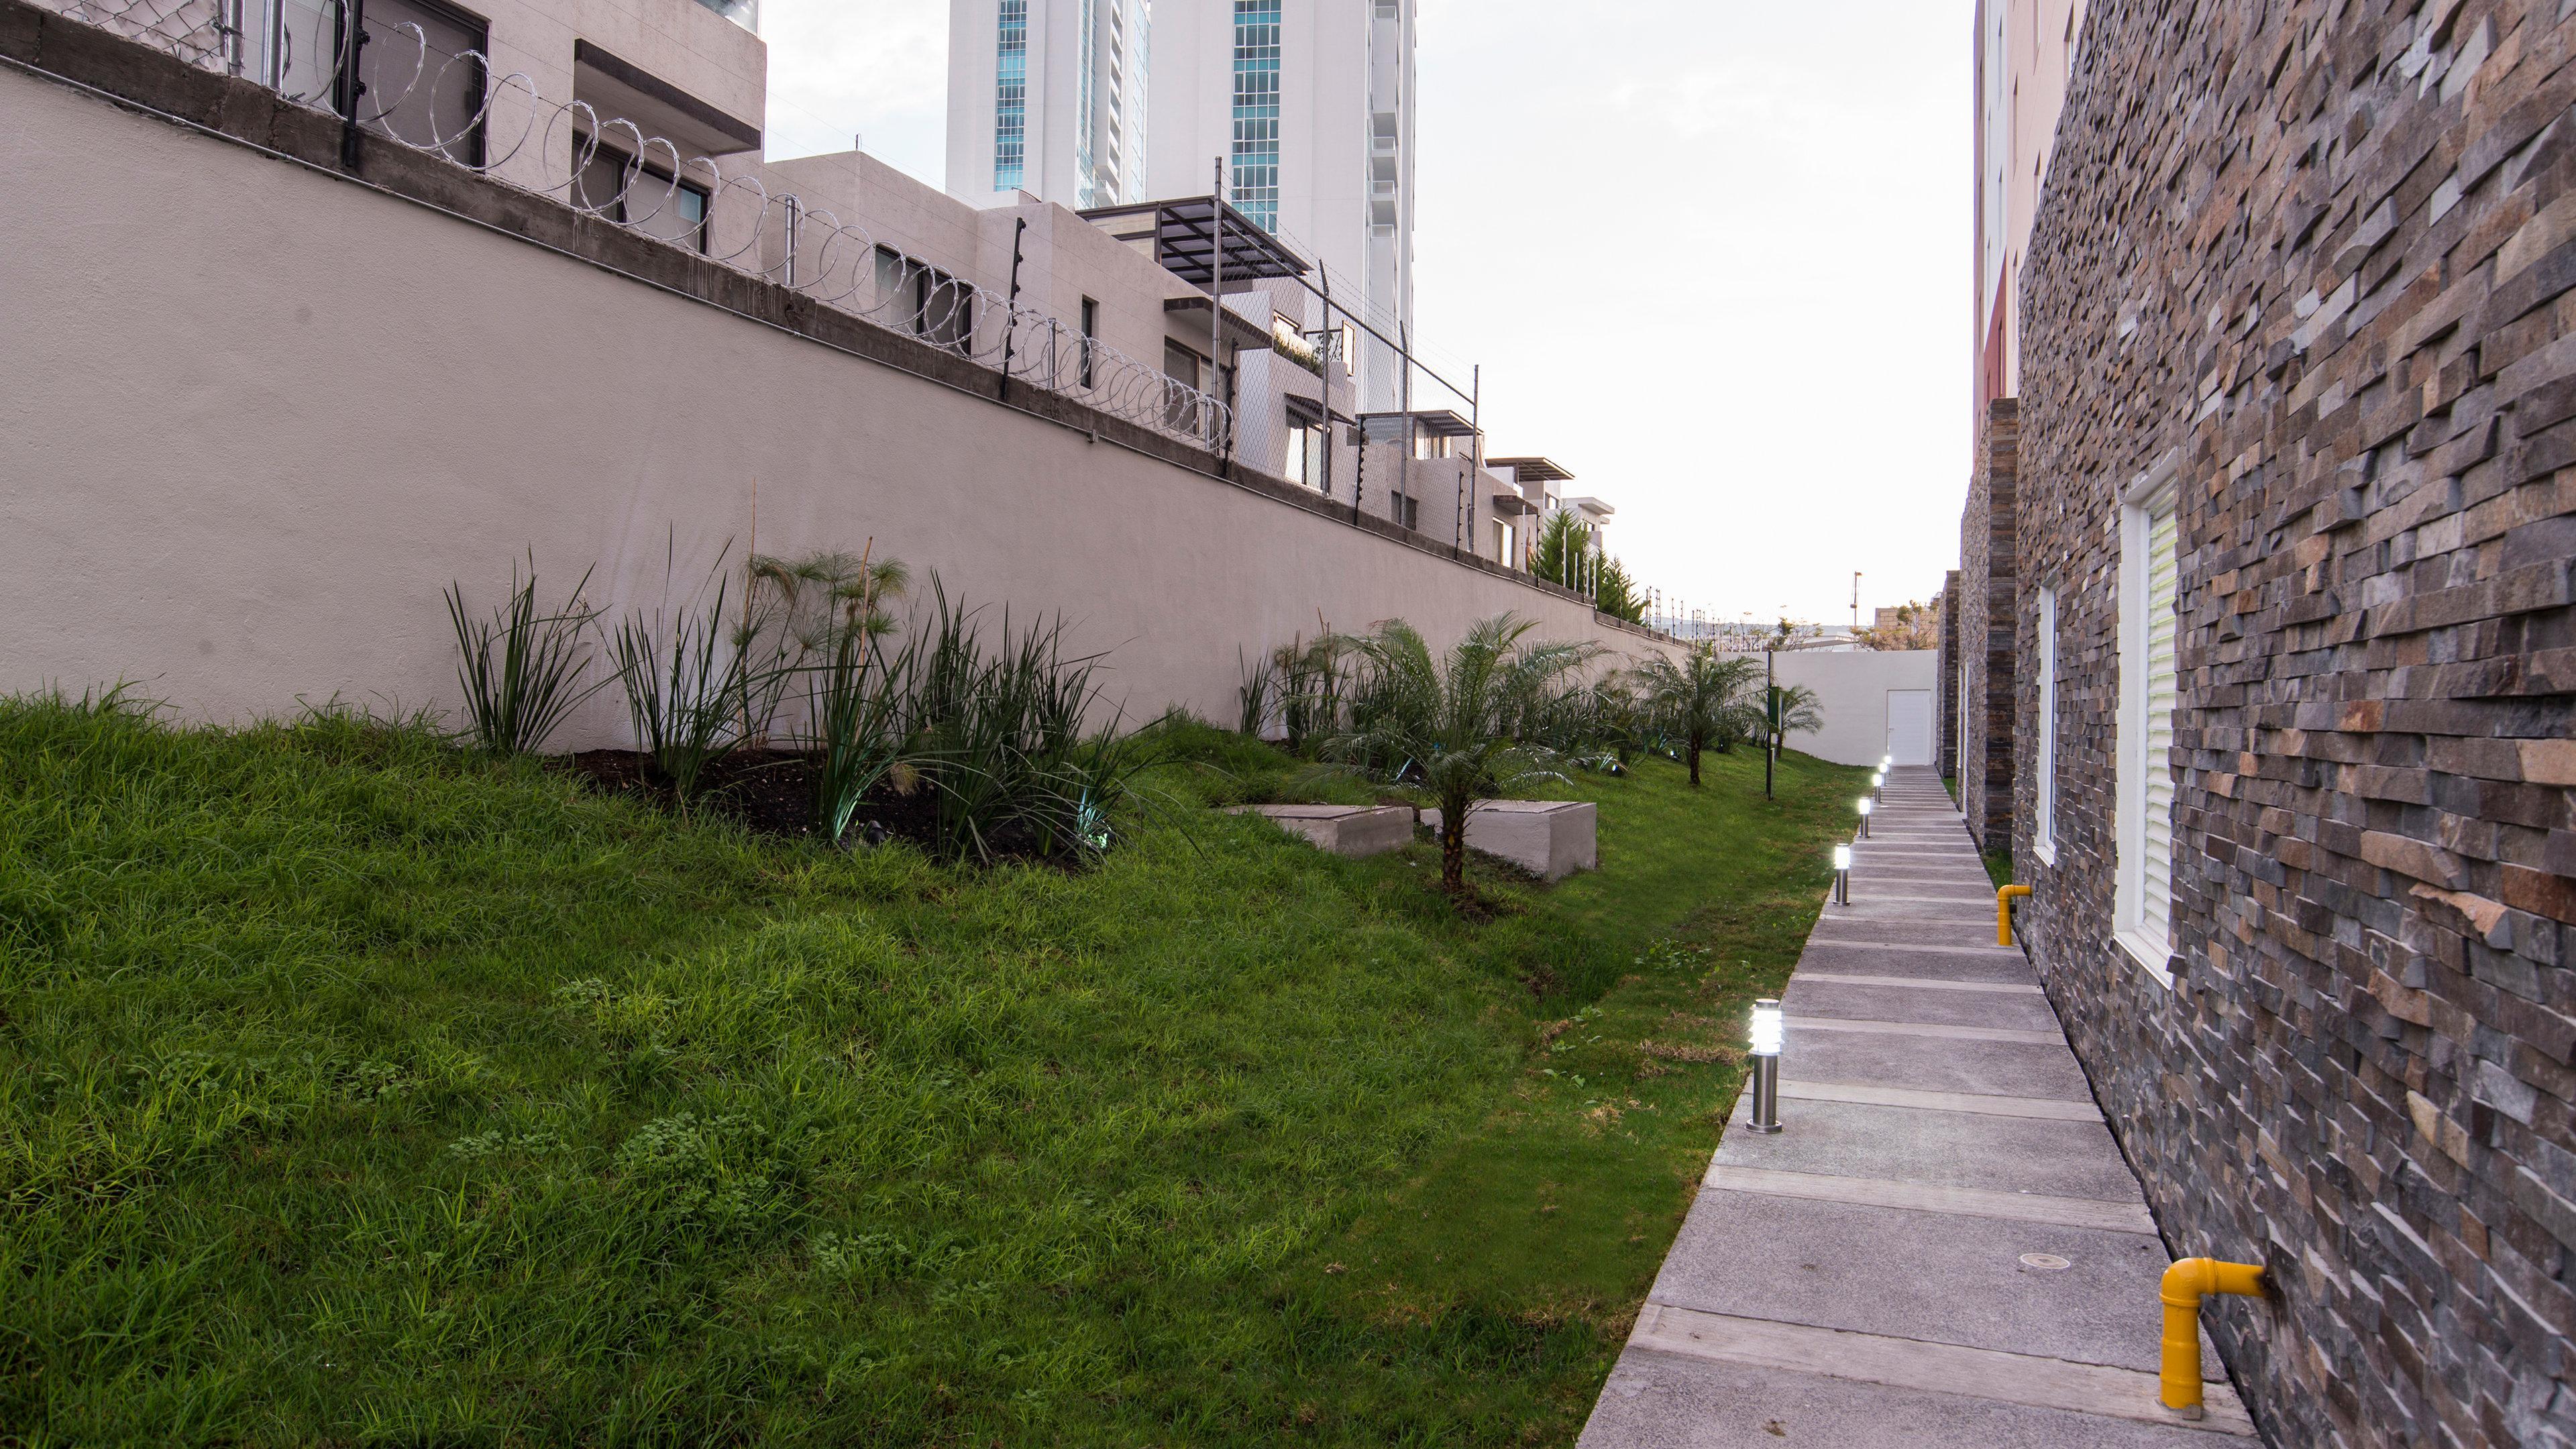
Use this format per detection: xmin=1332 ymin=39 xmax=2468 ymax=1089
xmin=2139 ymin=504 xmax=2180 ymax=953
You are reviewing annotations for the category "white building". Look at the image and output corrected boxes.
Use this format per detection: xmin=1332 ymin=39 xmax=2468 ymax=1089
xmin=945 ymin=0 xmax=1156 ymax=209
xmin=948 ymin=0 xmax=1415 ymax=413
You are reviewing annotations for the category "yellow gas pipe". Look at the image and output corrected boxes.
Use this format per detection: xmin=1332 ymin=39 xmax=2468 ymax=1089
xmin=1995 ymin=884 xmax=2031 ymax=946
xmin=2159 ymin=1258 xmax=2263 ymax=1416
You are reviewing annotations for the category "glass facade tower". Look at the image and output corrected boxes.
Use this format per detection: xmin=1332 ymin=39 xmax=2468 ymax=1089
xmin=1230 ymin=0 xmax=1281 ymax=230
xmin=994 ymin=0 xmax=1029 ymax=191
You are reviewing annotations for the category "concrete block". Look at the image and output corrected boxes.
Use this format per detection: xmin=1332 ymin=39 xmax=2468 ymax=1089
xmin=1419 ymin=799 xmax=1599 ymax=881
xmin=1229 ymin=804 xmax=1414 ymax=859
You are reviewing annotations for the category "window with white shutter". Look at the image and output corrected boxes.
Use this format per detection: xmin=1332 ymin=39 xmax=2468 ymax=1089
xmin=2034 ymin=587 xmax=2058 ymax=865
xmin=2116 ymin=475 xmax=2181 ymax=985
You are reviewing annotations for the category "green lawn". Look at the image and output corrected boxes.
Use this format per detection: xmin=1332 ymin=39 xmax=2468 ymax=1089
xmin=0 ymin=698 xmax=1863 ymax=1446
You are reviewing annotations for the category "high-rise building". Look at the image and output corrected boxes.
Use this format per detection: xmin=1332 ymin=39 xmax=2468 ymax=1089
xmin=1970 ymin=0 xmax=2085 ymax=421
xmin=948 ymin=0 xmax=1416 ymax=411
xmin=947 ymin=0 xmax=1155 ymax=208
xmin=1145 ymin=0 xmax=1413 ymax=413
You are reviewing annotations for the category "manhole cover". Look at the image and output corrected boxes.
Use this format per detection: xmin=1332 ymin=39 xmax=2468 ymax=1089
xmin=2020 ymin=1252 xmax=2072 ymax=1271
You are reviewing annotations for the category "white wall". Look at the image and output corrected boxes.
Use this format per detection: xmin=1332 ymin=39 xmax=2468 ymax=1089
xmin=0 ymin=62 xmax=1658 ymax=747
xmin=1739 ymin=651 xmax=1942 ymax=768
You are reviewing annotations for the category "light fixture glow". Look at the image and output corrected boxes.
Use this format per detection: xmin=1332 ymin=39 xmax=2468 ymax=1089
xmin=1833 ymin=844 xmax=1853 ymax=871
xmin=1858 ymin=798 xmax=1874 ymax=816
xmin=1749 ymin=1000 xmax=1784 ymax=1057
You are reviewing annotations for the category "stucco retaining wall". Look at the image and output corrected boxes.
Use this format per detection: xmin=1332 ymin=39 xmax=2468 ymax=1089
xmin=0 ymin=18 xmax=1669 ymax=743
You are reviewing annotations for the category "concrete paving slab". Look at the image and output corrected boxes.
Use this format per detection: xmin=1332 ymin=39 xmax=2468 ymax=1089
xmin=1713 ymin=1095 xmax=2139 ymax=1201
xmin=1803 ymin=917 xmax=2016 ymax=947
xmin=1778 ymin=1079 xmax=2101 ymax=1122
xmin=1783 ymin=979 xmax=2065 ymax=1032
xmin=1582 ymin=1340 xmax=2253 ymax=1446
xmin=1821 ymin=899 xmax=2000 ymax=924
xmin=1792 ymin=941 xmax=2039 ymax=983
xmin=1648 ymin=1190 xmax=2175 ymax=1372
xmin=1780 ymin=1025 xmax=2096 ymax=1100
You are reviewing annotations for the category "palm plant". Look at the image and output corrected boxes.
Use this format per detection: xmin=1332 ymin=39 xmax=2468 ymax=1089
xmin=445 ymin=558 xmax=605 ymax=755
xmin=1324 ymin=614 xmax=1596 ymax=896
xmin=1635 ymin=644 xmax=1762 ymax=787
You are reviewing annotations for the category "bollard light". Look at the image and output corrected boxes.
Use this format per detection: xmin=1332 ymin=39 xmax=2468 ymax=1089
xmin=1872 ymin=770 xmax=1886 ymax=803
xmin=1833 ymin=843 xmax=1853 ymax=904
xmin=1748 ymin=999 xmax=1784 ymax=1133
xmin=1858 ymin=796 xmax=1874 ymax=837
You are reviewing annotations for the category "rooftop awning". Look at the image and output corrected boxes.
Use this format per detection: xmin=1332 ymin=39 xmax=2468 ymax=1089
xmin=1490 ymin=492 xmax=1541 ymax=517
xmin=1080 ymin=197 xmax=1311 ymax=289
xmin=1486 ymin=455 xmax=1574 ymax=484
xmin=1354 ymin=409 xmax=1480 ymax=439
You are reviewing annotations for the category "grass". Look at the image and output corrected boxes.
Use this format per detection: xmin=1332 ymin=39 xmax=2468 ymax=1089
xmin=0 ymin=698 xmax=1864 ymax=1446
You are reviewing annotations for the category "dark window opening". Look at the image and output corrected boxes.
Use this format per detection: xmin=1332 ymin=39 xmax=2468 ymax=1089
xmin=573 ymin=133 xmax=713 ymax=252
xmin=358 ymin=0 xmax=489 ymax=167
xmin=1079 ymin=296 xmax=1099 ymax=388
xmin=875 ymin=246 xmax=976 ymax=354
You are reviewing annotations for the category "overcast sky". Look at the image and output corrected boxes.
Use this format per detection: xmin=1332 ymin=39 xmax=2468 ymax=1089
xmin=761 ymin=0 xmax=1972 ymax=628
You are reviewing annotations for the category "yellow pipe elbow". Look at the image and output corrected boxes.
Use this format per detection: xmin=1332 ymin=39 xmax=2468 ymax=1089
xmin=2159 ymin=1258 xmax=2263 ymax=1417
xmin=1996 ymin=884 xmax=2031 ymax=946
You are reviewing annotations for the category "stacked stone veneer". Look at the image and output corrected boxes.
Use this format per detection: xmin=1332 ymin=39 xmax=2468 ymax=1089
xmin=1960 ymin=398 xmax=2021 ymax=850
xmin=2013 ymin=1 xmax=2576 ymax=1444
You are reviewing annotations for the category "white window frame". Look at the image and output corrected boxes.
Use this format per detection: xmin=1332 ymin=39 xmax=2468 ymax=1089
xmin=2033 ymin=585 xmax=2057 ymax=867
xmin=2114 ymin=457 xmax=2181 ymax=987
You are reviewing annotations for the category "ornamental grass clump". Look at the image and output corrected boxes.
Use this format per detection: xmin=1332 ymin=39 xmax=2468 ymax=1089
xmin=610 ymin=574 xmax=780 ymax=811
xmin=444 ymin=558 xmax=605 ymax=756
xmin=903 ymin=580 xmax=1149 ymax=865
xmin=1324 ymin=613 xmax=1598 ymax=896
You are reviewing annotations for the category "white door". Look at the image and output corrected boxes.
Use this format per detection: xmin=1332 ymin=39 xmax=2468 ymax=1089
xmin=1887 ymin=690 xmax=1933 ymax=765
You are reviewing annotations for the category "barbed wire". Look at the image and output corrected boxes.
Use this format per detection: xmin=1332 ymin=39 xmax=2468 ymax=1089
xmin=48 ymin=0 xmax=1234 ymax=449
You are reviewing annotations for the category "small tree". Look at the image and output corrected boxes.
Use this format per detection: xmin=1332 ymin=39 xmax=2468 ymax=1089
xmin=1529 ymin=510 xmax=1597 ymax=594
xmin=1635 ymin=644 xmax=1761 ymax=787
xmin=1592 ymin=556 xmax=1647 ymax=623
xmin=1854 ymin=600 xmax=1941 ymax=651
xmin=1326 ymin=614 xmax=1596 ymax=895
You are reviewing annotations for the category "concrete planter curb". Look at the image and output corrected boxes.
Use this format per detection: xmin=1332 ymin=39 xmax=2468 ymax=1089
xmin=1419 ymin=800 xmax=1598 ymax=881
xmin=1227 ymin=804 xmax=1415 ymax=859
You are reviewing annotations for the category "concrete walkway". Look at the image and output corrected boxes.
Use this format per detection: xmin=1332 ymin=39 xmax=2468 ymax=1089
xmin=1577 ymin=766 xmax=2255 ymax=1447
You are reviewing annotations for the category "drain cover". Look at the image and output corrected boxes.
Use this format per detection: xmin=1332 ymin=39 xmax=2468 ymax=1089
xmin=2020 ymin=1252 xmax=2072 ymax=1271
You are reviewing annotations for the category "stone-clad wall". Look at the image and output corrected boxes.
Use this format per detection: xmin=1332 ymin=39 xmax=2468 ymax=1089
xmin=2015 ymin=1 xmax=2576 ymax=1443
xmin=1960 ymin=400 xmax=2021 ymax=851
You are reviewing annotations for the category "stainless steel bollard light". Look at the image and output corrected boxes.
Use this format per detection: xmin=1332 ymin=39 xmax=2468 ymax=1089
xmin=1858 ymin=796 xmax=1874 ymax=838
xmin=1833 ymin=843 xmax=1853 ymax=905
xmin=1872 ymin=769 xmax=1886 ymax=803
xmin=1748 ymin=999 xmax=1784 ymax=1134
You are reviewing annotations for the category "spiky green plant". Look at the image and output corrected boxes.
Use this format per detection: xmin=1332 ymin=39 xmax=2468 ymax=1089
xmin=445 ymin=559 xmax=604 ymax=755
xmin=1273 ymin=633 xmax=1350 ymax=756
xmin=610 ymin=576 xmax=770 ymax=810
xmin=1324 ymin=614 xmax=1597 ymax=895
xmin=1237 ymin=647 xmax=1279 ymax=738
xmin=1634 ymin=644 xmax=1761 ymax=787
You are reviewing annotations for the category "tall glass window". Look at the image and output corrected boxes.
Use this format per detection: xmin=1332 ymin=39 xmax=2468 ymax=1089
xmin=1076 ymin=0 xmax=1098 ymax=205
xmin=1230 ymin=0 xmax=1281 ymax=231
xmin=994 ymin=0 xmax=1029 ymax=191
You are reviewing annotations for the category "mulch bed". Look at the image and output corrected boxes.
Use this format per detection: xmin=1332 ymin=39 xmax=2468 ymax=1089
xmin=561 ymin=749 xmax=943 ymax=849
